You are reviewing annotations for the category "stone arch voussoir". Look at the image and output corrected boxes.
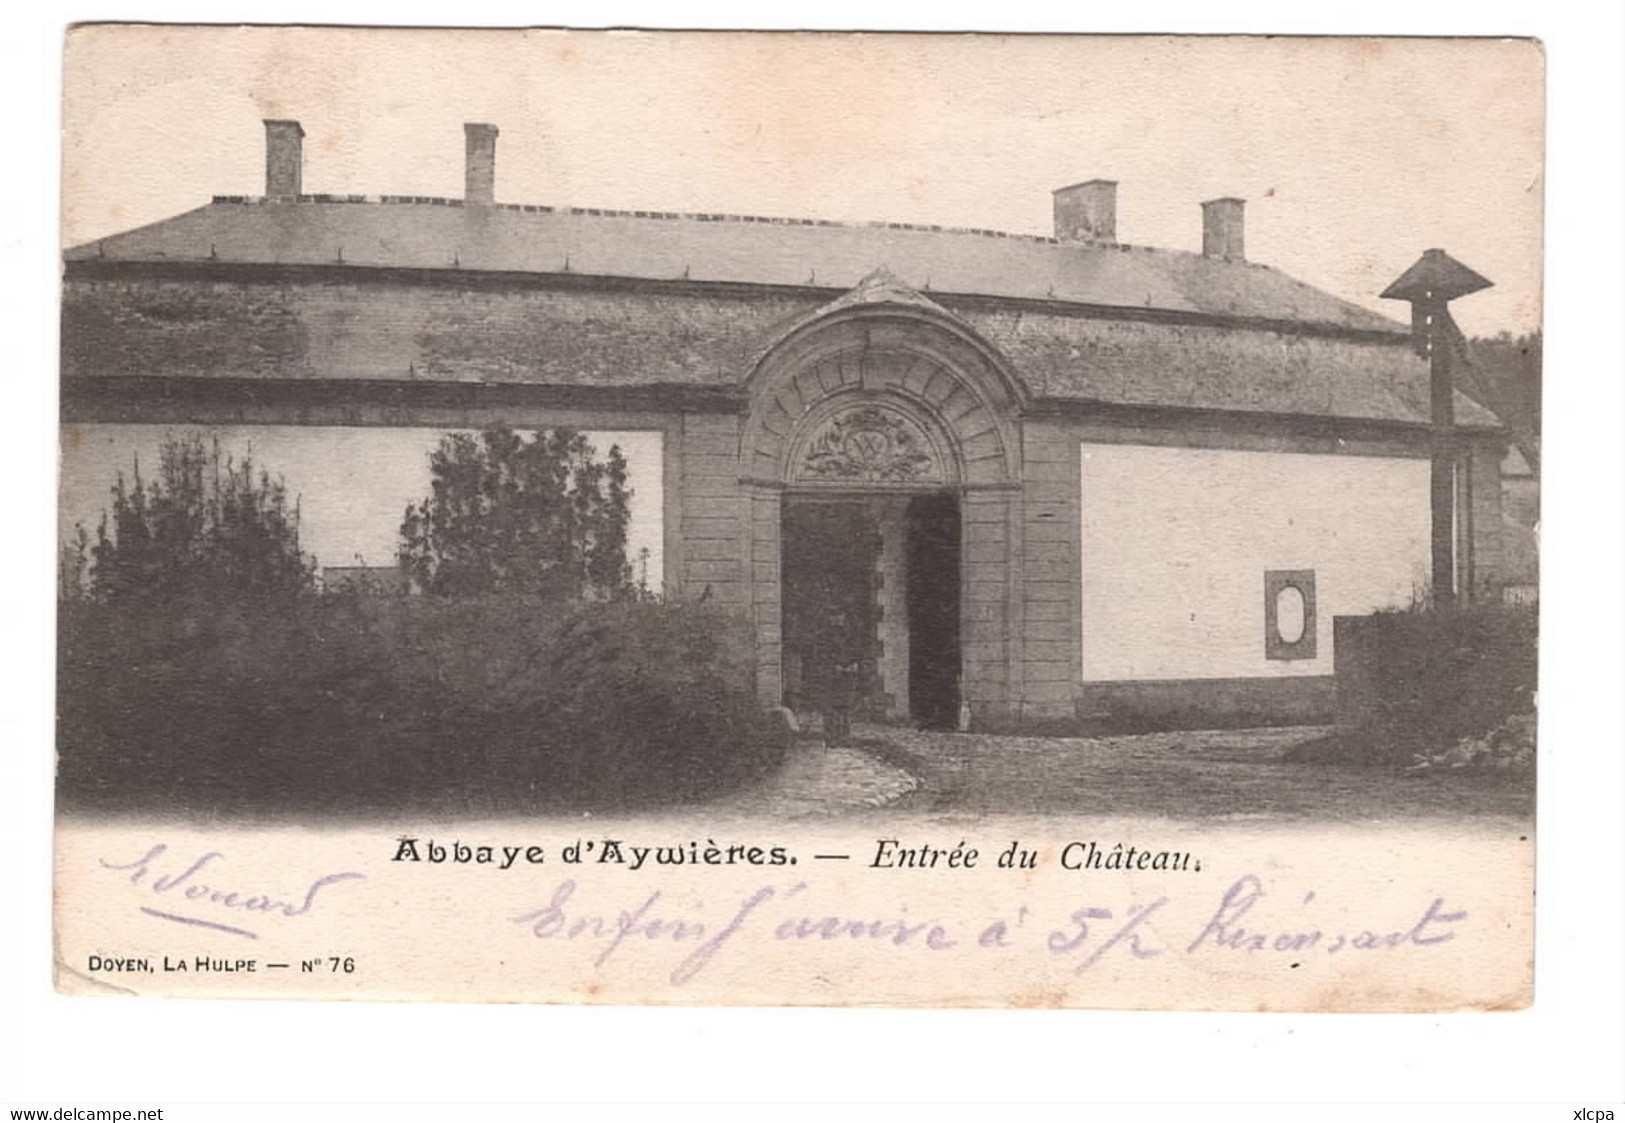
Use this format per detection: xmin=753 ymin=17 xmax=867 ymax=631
xmin=743 ymin=305 xmax=1023 ymax=489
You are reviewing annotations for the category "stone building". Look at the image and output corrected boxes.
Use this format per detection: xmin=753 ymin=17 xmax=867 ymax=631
xmin=60 ymin=120 xmax=1511 ymax=730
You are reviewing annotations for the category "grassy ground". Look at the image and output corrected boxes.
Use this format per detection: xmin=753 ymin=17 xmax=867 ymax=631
xmin=842 ymin=724 xmax=1535 ymax=822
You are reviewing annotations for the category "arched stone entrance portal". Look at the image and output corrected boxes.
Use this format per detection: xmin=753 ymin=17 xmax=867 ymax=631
xmin=741 ymin=281 xmax=1024 ymax=728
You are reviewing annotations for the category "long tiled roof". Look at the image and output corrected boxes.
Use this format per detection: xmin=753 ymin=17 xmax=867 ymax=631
xmin=64 ymin=195 xmax=1515 ymax=429
xmin=65 ymin=195 xmax=1408 ymax=335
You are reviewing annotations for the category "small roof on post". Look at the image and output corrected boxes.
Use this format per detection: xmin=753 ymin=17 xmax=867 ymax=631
xmin=1380 ymin=248 xmax=1493 ymax=303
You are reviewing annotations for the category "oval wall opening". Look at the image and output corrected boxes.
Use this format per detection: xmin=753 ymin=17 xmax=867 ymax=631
xmin=1274 ymin=584 xmax=1307 ymax=644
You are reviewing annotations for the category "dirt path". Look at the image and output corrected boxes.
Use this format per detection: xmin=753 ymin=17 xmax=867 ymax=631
xmin=715 ymin=722 xmax=1535 ymax=823
xmin=869 ymin=724 xmax=1535 ymax=823
xmin=712 ymin=741 xmax=920 ymax=818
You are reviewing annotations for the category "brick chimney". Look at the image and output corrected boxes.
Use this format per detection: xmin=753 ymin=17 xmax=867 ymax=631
xmin=1201 ymin=197 xmax=1245 ymax=261
xmin=464 ymin=123 xmax=499 ymax=205
xmin=263 ymin=120 xmax=304 ymax=198
xmin=1053 ymin=179 xmax=1117 ymax=244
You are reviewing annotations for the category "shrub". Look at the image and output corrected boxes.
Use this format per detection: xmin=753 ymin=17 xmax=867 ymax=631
xmin=1310 ymin=603 xmax=1538 ymax=766
xmin=57 ymin=594 xmax=783 ymax=815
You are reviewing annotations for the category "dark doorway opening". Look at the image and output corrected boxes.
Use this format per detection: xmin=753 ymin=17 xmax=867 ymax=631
xmin=781 ymin=500 xmax=882 ymax=721
xmin=780 ymin=492 xmax=962 ymax=732
xmin=906 ymin=491 xmax=962 ymax=729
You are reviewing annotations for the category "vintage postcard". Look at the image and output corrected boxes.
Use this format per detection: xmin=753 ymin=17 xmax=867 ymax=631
xmin=54 ymin=27 xmax=1543 ymax=1010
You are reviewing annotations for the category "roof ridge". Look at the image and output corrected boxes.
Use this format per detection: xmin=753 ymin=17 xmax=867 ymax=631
xmin=203 ymin=192 xmax=1319 ymax=275
xmin=206 ymin=193 xmax=1208 ymax=253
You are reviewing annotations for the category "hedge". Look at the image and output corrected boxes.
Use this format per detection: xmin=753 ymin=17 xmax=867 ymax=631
xmin=57 ymin=593 xmax=785 ymax=815
xmin=1318 ymin=604 xmax=1538 ymax=766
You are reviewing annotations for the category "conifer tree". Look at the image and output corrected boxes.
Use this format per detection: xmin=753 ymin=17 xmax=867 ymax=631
xmin=80 ymin=434 xmax=314 ymax=603
xmin=399 ymin=428 xmax=633 ymax=599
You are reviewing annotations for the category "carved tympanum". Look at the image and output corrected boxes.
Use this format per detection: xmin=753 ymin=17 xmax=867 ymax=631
xmin=798 ymin=405 xmax=940 ymax=483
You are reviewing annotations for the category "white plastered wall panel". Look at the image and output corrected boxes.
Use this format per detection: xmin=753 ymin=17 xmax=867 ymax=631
xmin=1079 ymin=442 xmax=1431 ymax=681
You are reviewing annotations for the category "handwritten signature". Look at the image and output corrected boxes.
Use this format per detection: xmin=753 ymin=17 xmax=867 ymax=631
xmin=100 ymin=843 xmax=365 ymax=939
xmin=513 ymin=874 xmax=1468 ymax=986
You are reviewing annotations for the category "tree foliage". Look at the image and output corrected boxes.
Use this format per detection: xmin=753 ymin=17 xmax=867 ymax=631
xmin=399 ymin=428 xmax=633 ymax=599
xmin=73 ymin=433 xmax=315 ymax=604
xmin=1464 ymin=331 xmax=1542 ymax=465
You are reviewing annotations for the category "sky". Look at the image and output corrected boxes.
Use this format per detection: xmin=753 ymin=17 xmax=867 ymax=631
xmin=62 ymin=28 xmax=1544 ymax=337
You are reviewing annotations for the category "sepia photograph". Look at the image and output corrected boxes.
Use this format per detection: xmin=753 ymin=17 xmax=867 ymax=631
xmin=50 ymin=26 xmax=1547 ymax=1015
xmin=8 ymin=5 xmax=1624 ymax=1118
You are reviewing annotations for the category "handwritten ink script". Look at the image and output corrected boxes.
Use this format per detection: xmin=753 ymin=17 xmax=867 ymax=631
xmin=512 ymin=874 xmax=1467 ymax=986
xmin=66 ymin=829 xmax=1503 ymax=1007
xmin=98 ymin=843 xmax=366 ymax=940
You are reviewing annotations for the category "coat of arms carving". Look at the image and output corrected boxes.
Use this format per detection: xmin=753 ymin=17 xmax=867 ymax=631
xmin=799 ymin=406 xmax=940 ymax=483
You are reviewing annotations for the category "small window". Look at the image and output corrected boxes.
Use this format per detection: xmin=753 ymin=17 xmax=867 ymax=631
xmin=1265 ymin=570 xmax=1317 ymax=660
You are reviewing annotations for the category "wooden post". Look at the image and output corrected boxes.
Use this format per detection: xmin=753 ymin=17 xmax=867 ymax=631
xmin=1381 ymin=250 xmax=1492 ymax=611
xmin=1425 ymin=296 xmax=1456 ymax=609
